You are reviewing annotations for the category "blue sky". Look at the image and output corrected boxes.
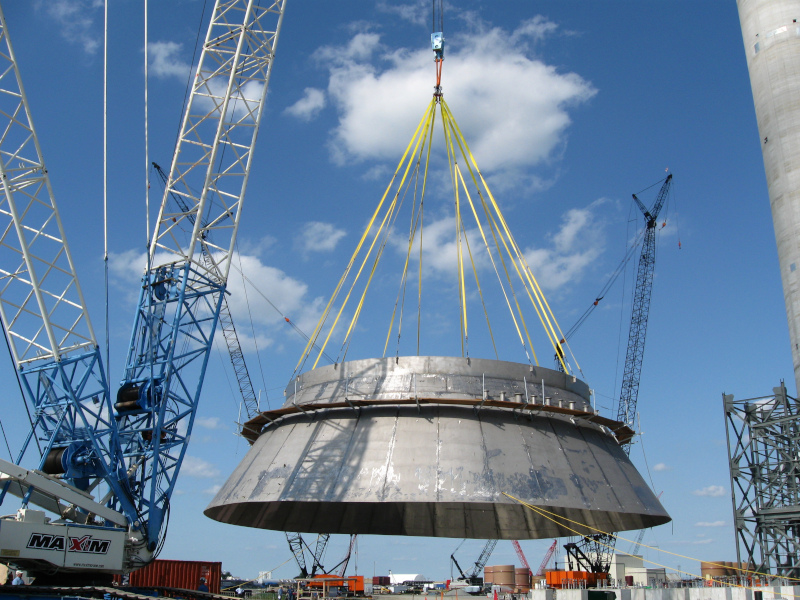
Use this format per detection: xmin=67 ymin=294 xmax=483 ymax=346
xmin=0 ymin=0 xmax=791 ymax=582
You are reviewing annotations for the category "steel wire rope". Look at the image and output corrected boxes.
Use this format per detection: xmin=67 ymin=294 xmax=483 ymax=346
xmin=416 ymin=109 xmax=437 ymax=356
xmin=454 ymin=160 xmax=530 ymax=364
xmin=609 ymin=203 xmax=639 ymax=407
xmin=382 ymin=156 xmax=423 ymax=359
xmin=441 ymin=100 xmax=469 ymax=356
xmin=443 ymin=115 xmax=500 ymax=359
xmin=0 ymin=313 xmax=40 ymax=459
xmin=503 ymin=492 xmax=793 ymax=586
xmin=457 ymin=201 xmax=499 ymax=359
xmin=104 ymin=0 xmax=110 ymax=393
xmin=337 ymin=153 xmax=422 ymax=365
xmin=562 ymin=226 xmax=646 ymax=340
xmin=328 ymin=115 xmax=434 ymax=367
xmin=229 ymin=262 xmax=335 ymax=364
xmin=444 ymin=106 xmax=537 ymax=365
xmin=170 ymin=0 xmax=208 ymax=164
xmin=0 ymin=419 xmax=11 ymax=461
xmin=294 ymin=100 xmax=436 ymax=377
xmin=234 ymin=240 xmax=270 ymax=410
xmin=338 ymin=111 xmax=437 ymax=362
xmin=444 ymin=100 xmax=570 ymax=371
xmin=307 ymin=102 xmax=437 ymax=370
xmin=445 ymin=102 xmax=571 ymax=369
xmin=443 ymin=104 xmax=542 ymax=356
xmin=636 ymin=411 xmax=658 ymax=492
xmin=214 ymin=342 xmax=241 ymax=413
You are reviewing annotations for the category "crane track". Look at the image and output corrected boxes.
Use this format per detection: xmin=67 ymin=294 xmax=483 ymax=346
xmin=0 ymin=585 xmax=233 ymax=600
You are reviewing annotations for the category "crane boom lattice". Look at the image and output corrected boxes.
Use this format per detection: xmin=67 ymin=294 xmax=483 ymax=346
xmin=116 ymin=0 xmax=286 ymax=551
xmin=0 ymin=3 xmax=136 ymax=525
xmin=536 ymin=540 xmax=558 ymax=576
xmin=616 ymin=174 xmax=672 ymax=447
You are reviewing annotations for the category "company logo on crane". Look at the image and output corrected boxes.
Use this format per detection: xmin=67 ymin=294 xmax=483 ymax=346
xmin=27 ymin=533 xmax=111 ymax=555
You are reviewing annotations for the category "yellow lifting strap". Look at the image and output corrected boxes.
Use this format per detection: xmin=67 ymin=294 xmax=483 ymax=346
xmin=442 ymin=100 xmax=569 ymax=373
xmin=312 ymin=102 xmax=438 ymax=370
xmin=443 ymin=105 xmax=538 ymax=365
xmin=294 ymin=100 xmax=436 ymax=374
xmin=294 ymin=93 xmax=576 ymax=376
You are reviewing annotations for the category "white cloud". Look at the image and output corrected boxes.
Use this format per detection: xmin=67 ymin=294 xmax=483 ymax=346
xmin=510 ymin=16 xmax=559 ymax=44
xmin=387 ymin=200 xmax=604 ymax=293
xmin=297 ymin=222 xmax=347 ymax=254
xmin=362 ymin=165 xmax=391 ymax=181
xmin=202 ymin=484 xmax=222 ymax=496
xmin=181 ymin=456 xmax=220 ymax=479
xmin=313 ymin=20 xmax=595 ymax=181
xmin=696 ymin=521 xmax=726 ymax=527
xmin=523 ymin=201 xmax=606 ymax=291
xmin=149 ymin=41 xmax=191 ymax=79
xmin=692 ymin=485 xmax=726 ymax=497
xmin=109 ymin=249 xmax=326 ymax=352
xmin=196 ymin=416 xmax=225 ymax=430
xmin=285 ymin=88 xmax=326 ymax=121
xmin=38 ymin=0 xmax=102 ymax=54
xmin=377 ymin=0 xmax=429 ymax=26
xmin=653 ymin=463 xmax=672 ymax=472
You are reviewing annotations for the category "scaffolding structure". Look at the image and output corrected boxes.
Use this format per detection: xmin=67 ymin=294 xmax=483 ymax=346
xmin=724 ymin=383 xmax=800 ymax=578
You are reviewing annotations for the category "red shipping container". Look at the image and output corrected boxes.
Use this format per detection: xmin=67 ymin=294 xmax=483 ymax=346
xmin=114 ymin=559 xmax=222 ymax=593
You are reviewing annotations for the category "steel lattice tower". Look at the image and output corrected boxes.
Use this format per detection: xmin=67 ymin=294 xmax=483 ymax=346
xmin=724 ymin=383 xmax=800 ymax=579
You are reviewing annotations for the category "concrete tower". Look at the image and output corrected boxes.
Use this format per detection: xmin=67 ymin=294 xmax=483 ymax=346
xmin=737 ymin=0 xmax=800 ymax=393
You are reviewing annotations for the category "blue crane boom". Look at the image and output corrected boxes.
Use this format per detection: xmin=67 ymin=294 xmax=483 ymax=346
xmin=616 ymin=174 xmax=673 ymax=452
xmin=0 ymin=0 xmax=286 ymax=576
xmin=0 ymin=1 xmax=137 ymax=525
xmin=114 ymin=0 xmax=286 ymax=554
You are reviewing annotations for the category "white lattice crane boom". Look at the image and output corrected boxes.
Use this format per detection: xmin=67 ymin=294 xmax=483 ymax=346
xmin=0 ymin=0 xmax=287 ymax=578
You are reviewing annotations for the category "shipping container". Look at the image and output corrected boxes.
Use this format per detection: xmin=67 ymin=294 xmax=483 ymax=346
xmin=114 ymin=559 xmax=222 ymax=593
xmin=372 ymin=576 xmax=390 ymax=586
xmin=308 ymin=574 xmax=365 ymax=594
xmin=545 ymin=570 xmax=608 ymax=589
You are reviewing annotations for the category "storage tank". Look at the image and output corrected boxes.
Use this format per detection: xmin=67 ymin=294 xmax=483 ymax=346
xmin=493 ymin=565 xmax=515 ymax=587
xmin=483 ymin=566 xmax=494 ymax=585
xmin=700 ymin=561 xmax=727 ymax=579
xmin=515 ymin=567 xmax=531 ymax=592
xmin=205 ymin=357 xmax=671 ymax=539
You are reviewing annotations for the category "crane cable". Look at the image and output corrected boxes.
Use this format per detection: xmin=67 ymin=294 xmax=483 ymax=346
xmin=504 ymin=492 xmax=800 ymax=585
xmin=293 ymin=101 xmax=436 ymax=376
xmin=294 ymin=53 xmax=575 ymax=375
xmin=562 ymin=174 xmax=675 ymax=350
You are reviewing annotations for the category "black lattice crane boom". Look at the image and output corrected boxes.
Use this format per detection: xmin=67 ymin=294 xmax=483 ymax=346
xmin=617 ymin=174 xmax=673 ymax=452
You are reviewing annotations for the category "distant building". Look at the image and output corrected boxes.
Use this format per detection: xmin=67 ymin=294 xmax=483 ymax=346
xmin=388 ymin=572 xmax=428 ymax=584
xmin=560 ymin=553 xmax=666 ymax=586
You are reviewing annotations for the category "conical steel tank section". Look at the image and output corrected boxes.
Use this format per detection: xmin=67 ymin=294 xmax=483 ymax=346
xmin=205 ymin=356 xmax=670 ymax=538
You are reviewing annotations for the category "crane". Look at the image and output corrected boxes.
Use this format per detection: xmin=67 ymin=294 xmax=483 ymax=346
xmin=152 ymin=161 xmax=261 ymax=421
xmin=629 ymin=528 xmax=647 ymax=556
xmin=535 ymin=540 xmax=558 ymax=577
xmin=287 ymin=533 xmax=331 ymax=578
xmin=616 ymin=174 xmax=673 ymax=449
xmin=451 ymin=539 xmax=498 ymax=585
xmin=566 ymin=176 xmax=673 ymax=574
xmin=511 ymin=540 xmax=531 ymax=575
xmin=0 ymin=0 xmax=285 ymax=580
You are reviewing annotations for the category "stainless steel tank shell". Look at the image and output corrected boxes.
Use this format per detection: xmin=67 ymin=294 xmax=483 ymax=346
xmin=205 ymin=357 xmax=670 ymax=538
